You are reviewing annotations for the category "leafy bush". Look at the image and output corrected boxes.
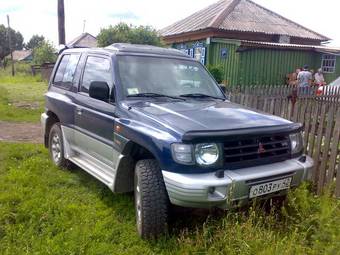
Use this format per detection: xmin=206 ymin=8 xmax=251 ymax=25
xmin=14 ymin=62 xmax=31 ymax=75
xmin=33 ymin=41 xmax=57 ymax=65
xmin=25 ymin=35 xmax=45 ymax=50
xmin=97 ymin=22 xmax=163 ymax=47
xmin=207 ymin=64 xmax=224 ymax=84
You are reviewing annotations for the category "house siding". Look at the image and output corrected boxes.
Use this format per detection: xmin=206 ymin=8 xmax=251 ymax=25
xmin=171 ymin=40 xmax=340 ymax=86
xmin=238 ymin=49 xmax=319 ymax=85
xmin=208 ymin=41 xmax=240 ymax=85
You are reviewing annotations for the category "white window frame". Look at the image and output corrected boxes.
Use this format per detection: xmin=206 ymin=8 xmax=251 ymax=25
xmin=321 ymin=54 xmax=336 ymax=73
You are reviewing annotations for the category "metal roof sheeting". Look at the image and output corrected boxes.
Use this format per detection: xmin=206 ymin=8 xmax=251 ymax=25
xmin=161 ymin=0 xmax=330 ymax=41
xmin=6 ymin=50 xmax=32 ymax=61
xmin=240 ymin=40 xmax=340 ymax=54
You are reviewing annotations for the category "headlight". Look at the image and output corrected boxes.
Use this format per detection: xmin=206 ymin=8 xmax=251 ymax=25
xmin=171 ymin=143 xmax=193 ymax=164
xmin=195 ymin=143 xmax=219 ymax=166
xmin=290 ymin=132 xmax=303 ymax=154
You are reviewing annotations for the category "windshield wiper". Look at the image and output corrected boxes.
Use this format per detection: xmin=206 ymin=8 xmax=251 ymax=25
xmin=179 ymin=93 xmax=225 ymax=101
xmin=127 ymin=93 xmax=185 ymax=101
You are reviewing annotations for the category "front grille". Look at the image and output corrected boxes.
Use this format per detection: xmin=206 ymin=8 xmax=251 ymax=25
xmin=223 ymin=134 xmax=290 ymax=169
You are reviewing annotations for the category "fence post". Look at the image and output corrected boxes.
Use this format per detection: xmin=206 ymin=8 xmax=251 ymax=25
xmin=317 ymin=105 xmax=336 ymax=194
xmin=325 ymin=108 xmax=340 ymax=186
xmin=308 ymin=102 xmax=320 ymax=157
xmin=288 ymin=86 xmax=298 ymax=118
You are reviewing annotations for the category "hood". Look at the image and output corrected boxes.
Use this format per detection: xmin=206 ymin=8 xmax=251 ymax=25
xmin=127 ymin=99 xmax=292 ymax=135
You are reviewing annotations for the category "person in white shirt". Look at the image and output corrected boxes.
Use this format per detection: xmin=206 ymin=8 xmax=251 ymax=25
xmin=314 ymin=68 xmax=326 ymax=86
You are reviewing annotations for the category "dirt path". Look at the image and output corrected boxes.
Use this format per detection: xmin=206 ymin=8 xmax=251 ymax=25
xmin=0 ymin=121 xmax=43 ymax=143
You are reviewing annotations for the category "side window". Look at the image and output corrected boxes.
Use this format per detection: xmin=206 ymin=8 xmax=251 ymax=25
xmin=53 ymin=55 xmax=70 ymax=84
xmin=53 ymin=54 xmax=81 ymax=89
xmin=81 ymin=56 xmax=111 ymax=93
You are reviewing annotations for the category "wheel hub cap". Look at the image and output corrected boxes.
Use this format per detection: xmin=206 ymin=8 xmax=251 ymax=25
xmin=135 ymin=183 xmax=142 ymax=228
xmin=51 ymin=133 xmax=61 ymax=163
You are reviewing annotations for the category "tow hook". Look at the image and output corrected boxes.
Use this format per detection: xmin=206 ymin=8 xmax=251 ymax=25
xmin=215 ymin=169 xmax=224 ymax=178
xmin=299 ymin=155 xmax=307 ymax=163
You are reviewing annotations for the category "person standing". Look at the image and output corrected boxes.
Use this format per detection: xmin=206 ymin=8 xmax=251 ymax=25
xmin=314 ymin=68 xmax=326 ymax=86
xmin=297 ymin=65 xmax=313 ymax=87
xmin=297 ymin=65 xmax=312 ymax=95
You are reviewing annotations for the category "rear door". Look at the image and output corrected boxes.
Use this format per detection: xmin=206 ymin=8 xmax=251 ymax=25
xmin=73 ymin=54 xmax=118 ymax=169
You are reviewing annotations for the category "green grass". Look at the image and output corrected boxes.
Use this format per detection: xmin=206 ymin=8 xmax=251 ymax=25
xmin=0 ymin=142 xmax=339 ymax=254
xmin=0 ymin=74 xmax=46 ymax=122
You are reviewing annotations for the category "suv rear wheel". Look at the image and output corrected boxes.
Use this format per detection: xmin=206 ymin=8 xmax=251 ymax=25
xmin=48 ymin=123 xmax=70 ymax=168
xmin=134 ymin=159 xmax=169 ymax=239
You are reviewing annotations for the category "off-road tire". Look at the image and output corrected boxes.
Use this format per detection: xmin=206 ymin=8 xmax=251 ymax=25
xmin=134 ymin=159 xmax=169 ymax=239
xmin=48 ymin=123 xmax=71 ymax=168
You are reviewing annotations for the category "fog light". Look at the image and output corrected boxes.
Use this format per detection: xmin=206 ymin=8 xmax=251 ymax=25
xmin=208 ymin=187 xmax=215 ymax=194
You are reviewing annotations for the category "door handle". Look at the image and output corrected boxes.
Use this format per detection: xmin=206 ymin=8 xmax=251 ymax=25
xmin=76 ymin=108 xmax=82 ymax=115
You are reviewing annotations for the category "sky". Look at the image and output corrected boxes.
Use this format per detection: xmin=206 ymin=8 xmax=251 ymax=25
xmin=0 ymin=0 xmax=339 ymax=47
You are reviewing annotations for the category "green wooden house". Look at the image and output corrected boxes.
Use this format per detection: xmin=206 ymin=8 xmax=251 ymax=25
xmin=161 ymin=0 xmax=340 ymax=85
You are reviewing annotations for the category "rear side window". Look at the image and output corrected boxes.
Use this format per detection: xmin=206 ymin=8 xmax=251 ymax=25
xmin=53 ymin=54 xmax=81 ymax=89
xmin=81 ymin=56 xmax=111 ymax=93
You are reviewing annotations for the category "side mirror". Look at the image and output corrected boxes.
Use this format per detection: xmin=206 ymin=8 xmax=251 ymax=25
xmin=89 ymin=81 xmax=110 ymax=102
xmin=219 ymin=84 xmax=226 ymax=93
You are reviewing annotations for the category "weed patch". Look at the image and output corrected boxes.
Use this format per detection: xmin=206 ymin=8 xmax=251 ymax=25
xmin=0 ymin=142 xmax=339 ymax=254
xmin=0 ymin=76 xmax=46 ymax=122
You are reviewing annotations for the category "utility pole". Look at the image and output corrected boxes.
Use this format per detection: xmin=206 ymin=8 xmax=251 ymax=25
xmin=57 ymin=0 xmax=65 ymax=45
xmin=7 ymin=15 xmax=15 ymax=76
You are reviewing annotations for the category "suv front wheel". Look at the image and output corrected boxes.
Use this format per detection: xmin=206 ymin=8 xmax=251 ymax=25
xmin=134 ymin=159 xmax=169 ymax=239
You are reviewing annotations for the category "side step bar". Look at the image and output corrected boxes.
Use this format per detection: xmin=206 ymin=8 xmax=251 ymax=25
xmin=68 ymin=154 xmax=115 ymax=190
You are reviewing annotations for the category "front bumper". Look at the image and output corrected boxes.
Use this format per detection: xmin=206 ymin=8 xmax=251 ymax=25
xmin=162 ymin=156 xmax=313 ymax=209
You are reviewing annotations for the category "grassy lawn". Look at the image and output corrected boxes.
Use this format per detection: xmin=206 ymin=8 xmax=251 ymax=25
xmin=0 ymin=142 xmax=339 ymax=254
xmin=0 ymin=75 xmax=47 ymax=122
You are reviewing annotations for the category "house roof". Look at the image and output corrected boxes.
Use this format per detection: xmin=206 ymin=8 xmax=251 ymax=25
xmin=67 ymin=32 xmax=98 ymax=48
xmin=239 ymin=40 xmax=340 ymax=55
xmin=160 ymin=0 xmax=330 ymax=41
xmin=6 ymin=50 xmax=32 ymax=61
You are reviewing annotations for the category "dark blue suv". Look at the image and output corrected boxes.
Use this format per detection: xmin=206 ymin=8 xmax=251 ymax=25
xmin=41 ymin=43 xmax=313 ymax=238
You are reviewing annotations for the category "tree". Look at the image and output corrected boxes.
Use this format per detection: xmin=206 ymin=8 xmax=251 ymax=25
xmin=25 ymin=35 xmax=45 ymax=50
xmin=33 ymin=41 xmax=57 ymax=65
xmin=97 ymin=22 xmax=163 ymax=47
xmin=0 ymin=24 xmax=24 ymax=60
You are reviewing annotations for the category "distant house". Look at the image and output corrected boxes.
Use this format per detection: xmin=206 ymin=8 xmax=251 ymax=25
xmin=67 ymin=32 xmax=98 ymax=48
xmin=161 ymin=0 xmax=340 ymax=85
xmin=6 ymin=50 xmax=33 ymax=62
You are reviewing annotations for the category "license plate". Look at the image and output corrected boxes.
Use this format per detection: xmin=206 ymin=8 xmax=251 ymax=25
xmin=249 ymin=177 xmax=292 ymax=198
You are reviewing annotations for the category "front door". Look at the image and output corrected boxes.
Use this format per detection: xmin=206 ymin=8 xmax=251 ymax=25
xmin=73 ymin=55 xmax=117 ymax=169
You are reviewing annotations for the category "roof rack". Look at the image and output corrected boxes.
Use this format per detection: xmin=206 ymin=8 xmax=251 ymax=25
xmin=57 ymin=44 xmax=89 ymax=55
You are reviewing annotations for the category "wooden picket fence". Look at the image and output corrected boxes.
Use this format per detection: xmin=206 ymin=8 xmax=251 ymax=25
xmin=225 ymin=85 xmax=340 ymax=197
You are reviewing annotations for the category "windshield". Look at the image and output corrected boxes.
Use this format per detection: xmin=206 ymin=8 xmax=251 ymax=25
xmin=117 ymin=56 xmax=224 ymax=98
xmin=330 ymin=76 xmax=340 ymax=87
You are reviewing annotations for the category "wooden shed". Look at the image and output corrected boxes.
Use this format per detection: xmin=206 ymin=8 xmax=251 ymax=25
xmin=161 ymin=0 xmax=340 ymax=85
